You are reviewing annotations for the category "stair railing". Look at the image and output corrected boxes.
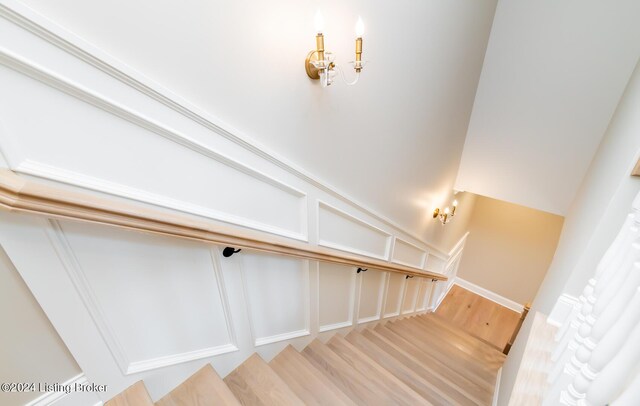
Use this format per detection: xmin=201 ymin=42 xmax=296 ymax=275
xmin=542 ymin=190 xmax=640 ymax=406
xmin=0 ymin=169 xmax=446 ymax=280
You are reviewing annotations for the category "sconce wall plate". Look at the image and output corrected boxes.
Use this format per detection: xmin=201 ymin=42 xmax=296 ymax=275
xmin=305 ymin=50 xmax=320 ymax=79
xmin=306 ymin=13 xmax=364 ymax=87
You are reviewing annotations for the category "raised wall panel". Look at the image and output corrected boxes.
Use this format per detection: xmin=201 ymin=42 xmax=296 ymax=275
xmin=426 ymin=255 xmax=446 ymax=273
xmin=384 ymin=273 xmax=405 ymax=318
xmin=318 ymin=263 xmax=356 ymax=332
xmin=357 ymin=269 xmax=386 ymax=323
xmin=240 ymin=253 xmax=309 ymax=346
xmin=391 ymin=238 xmax=427 ymax=269
xmin=415 ymin=279 xmax=430 ymax=311
xmin=317 ymin=202 xmax=392 ymax=260
xmin=401 ymin=277 xmax=420 ymax=314
xmin=54 ymin=220 xmax=234 ymax=374
xmin=0 ymin=66 xmax=306 ymax=240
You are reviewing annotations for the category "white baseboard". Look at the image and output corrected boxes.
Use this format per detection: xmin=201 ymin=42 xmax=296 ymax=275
xmin=454 ymin=277 xmax=524 ymax=313
xmin=547 ymin=293 xmax=579 ymax=328
xmin=25 ymin=374 xmax=87 ymax=406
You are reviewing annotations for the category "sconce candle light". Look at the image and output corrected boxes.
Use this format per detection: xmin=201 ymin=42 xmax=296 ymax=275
xmin=433 ymin=199 xmax=458 ymax=225
xmin=305 ymin=11 xmax=366 ymax=87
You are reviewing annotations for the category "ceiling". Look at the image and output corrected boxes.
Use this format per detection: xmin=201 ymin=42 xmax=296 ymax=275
xmin=15 ymin=0 xmax=640 ymax=240
xmin=456 ymin=0 xmax=640 ymax=215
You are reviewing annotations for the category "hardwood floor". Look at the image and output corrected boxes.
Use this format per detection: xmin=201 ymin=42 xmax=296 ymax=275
xmin=435 ymin=284 xmax=521 ymax=349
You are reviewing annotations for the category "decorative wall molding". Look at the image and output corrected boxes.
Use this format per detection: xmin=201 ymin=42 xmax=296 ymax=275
xmin=454 ymin=277 xmax=524 ymax=313
xmin=390 ymin=237 xmax=428 ymax=270
xmin=18 ymin=160 xmax=307 ymax=241
xmin=317 ymin=201 xmax=392 ymax=260
xmin=0 ymin=0 xmax=451 ymax=260
xmin=254 ymin=329 xmax=311 ymax=347
xmin=239 ymin=253 xmax=311 ymax=348
xmin=429 ymin=278 xmax=455 ymax=312
xmin=383 ymin=273 xmax=407 ymax=318
xmin=317 ymin=263 xmax=357 ymax=333
xmin=319 ymin=321 xmax=353 ymax=333
xmin=45 ymin=219 xmax=238 ymax=376
xmin=547 ymin=293 xmax=579 ymax=328
xmin=356 ymin=269 xmax=386 ymax=324
xmin=0 ymin=170 xmax=446 ymax=279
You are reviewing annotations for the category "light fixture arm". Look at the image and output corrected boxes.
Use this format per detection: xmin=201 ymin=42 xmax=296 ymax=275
xmin=305 ymin=14 xmax=366 ymax=87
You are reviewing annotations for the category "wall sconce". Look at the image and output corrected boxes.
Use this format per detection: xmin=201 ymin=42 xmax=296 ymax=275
xmin=433 ymin=200 xmax=458 ymax=225
xmin=305 ymin=11 xmax=366 ymax=87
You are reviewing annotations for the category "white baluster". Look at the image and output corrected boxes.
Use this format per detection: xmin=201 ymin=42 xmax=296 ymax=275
xmin=551 ymin=280 xmax=595 ymax=362
xmin=547 ymin=237 xmax=638 ymax=381
xmin=563 ymin=285 xmax=640 ymax=405
xmin=579 ymin=312 xmax=640 ymax=406
xmin=542 ymin=200 xmax=640 ymax=405
xmin=611 ymin=369 xmax=640 ymax=405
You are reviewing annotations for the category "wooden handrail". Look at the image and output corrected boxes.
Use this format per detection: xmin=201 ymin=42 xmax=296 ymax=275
xmin=0 ymin=170 xmax=447 ymax=280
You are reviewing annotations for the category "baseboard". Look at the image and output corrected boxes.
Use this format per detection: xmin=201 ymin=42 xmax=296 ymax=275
xmin=24 ymin=373 xmax=87 ymax=406
xmin=547 ymin=293 xmax=579 ymax=328
xmin=454 ymin=277 xmax=524 ymax=313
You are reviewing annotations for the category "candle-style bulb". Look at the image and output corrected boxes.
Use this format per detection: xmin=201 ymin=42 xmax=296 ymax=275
xmin=355 ymin=16 xmax=365 ymax=37
xmin=314 ymin=10 xmax=325 ymax=34
xmin=444 ymin=207 xmax=450 ymax=214
xmin=453 ymin=200 xmax=458 ymax=207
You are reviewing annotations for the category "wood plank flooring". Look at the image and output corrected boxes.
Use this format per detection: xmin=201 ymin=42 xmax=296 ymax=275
xmin=106 ymin=312 xmax=508 ymax=405
xmin=436 ymin=284 xmax=521 ymax=349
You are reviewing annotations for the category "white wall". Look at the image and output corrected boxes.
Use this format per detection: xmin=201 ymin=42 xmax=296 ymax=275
xmin=498 ymin=58 xmax=640 ymax=405
xmin=0 ymin=246 xmax=85 ymax=406
xmin=456 ymin=0 xmax=640 ymax=216
xmin=11 ymin=0 xmax=498 ymax=241
xmin=457 ymin=195 xmax=564 ymax=306
xmin=0 ymin=210 xmax=462 ymax=403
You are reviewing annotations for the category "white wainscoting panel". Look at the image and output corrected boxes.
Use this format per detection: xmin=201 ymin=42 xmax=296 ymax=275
xmin=415 ymin=279 xmax=431 ymax=312
xmin=318 ymin=263 xmax=356 ymax=332
xmin=239 ymin=253 xmax=310 ymax=346
xmin=401 ymin=277 xmax=421 ymax=314
xmin=54 ymin=220 xmax=236 ymax=374
xmin=317 ymin=202 xmax=392 ymax=260
xmin=391 ymin=238 xmax=428 ymax=269
xmin=426 ymin=255 xmax=446 ymax=273
xmin=357 ymin=269 xmax=386 ymax=323
xmin=384 ymin=273 xmax=406 ymax=318
xmin=0 ymin=65 xmax=307 ymax=240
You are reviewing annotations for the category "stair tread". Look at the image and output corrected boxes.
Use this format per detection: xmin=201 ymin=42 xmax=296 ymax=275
xmin=374 ymin=324 xmax=496 ymax=393
xmin=427 ymin=313 xmax=506 ymax=353
xmin=269 ymin=345 xmax=356 ymax=406
xmin=302 ymin=339 xmax=397 ymax=405
xmin=404 ymin=315 xmax=506 ymax=365
xmin=387 ymin=319 xmax=499 ymax=384
xmin=345 ymin=330 xmax=477 ymax=406
xmin=156 ymin=364 xmax=240 ymax=406
xmin=105 ymin=381 xmax=153 ymax=406
xmin=326 ymin=334 xmax=429 ymax=405
xmin=224 ymin=353 xmax=303 ymax=406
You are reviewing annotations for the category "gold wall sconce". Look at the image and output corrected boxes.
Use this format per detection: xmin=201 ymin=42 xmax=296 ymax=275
xmin=305 ymin=11 xmax=365 ymax=87
xmin=433 ymin=200 xmax=458 ymax=225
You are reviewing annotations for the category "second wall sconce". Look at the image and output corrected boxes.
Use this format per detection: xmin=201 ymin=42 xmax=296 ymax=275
xmin=305 ymin=11 xmax=366 ymax=87
xmin=433 ymin=200 xmax=458 ymax=225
